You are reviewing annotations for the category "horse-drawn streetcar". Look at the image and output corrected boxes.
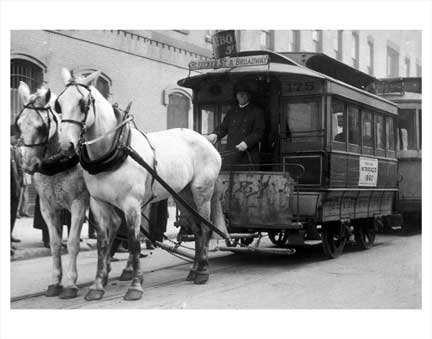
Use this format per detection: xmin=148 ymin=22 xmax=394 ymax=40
xmin=178 ymin=50 xmax=401 ymax=258
xmin=373 ymin=77 xmax=422 ymax=230
xmin=15 ymin=50 xmax=404 ymax=303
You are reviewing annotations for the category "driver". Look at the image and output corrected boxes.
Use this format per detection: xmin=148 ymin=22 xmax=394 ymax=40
xmin=206 ymin=82 xmax=265 ymax=170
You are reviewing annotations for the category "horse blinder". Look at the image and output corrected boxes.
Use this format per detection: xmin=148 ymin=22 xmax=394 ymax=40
xmin=55 ymin=97 xmax=92 ymax=116
xmin=54 ymin=99 xmax=62 ymax=113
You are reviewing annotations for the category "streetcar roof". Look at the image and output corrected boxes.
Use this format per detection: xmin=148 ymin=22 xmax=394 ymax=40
xmin=380 ymin=91 xmax=422 ymax=102
xmin=178 ymin=50 xmax=398 ymax=111
xmin=280 ymin=52 xmax=377 ymax=89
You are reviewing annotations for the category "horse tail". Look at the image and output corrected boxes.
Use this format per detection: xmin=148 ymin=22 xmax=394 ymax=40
xmin=210 ymin=178 xmax=229 ymax=240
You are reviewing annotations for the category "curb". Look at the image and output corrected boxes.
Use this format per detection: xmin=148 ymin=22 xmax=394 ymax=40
xmin=11 ymin=232 xmax=179 ymax=262
xmin=11 ymin=240 xmax=98 ymax=262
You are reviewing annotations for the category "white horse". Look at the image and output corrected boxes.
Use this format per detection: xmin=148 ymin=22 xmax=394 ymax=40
xmin=57 ymin=69 xmax=228 ymax=301
xmin=16 ymin=82 xmax=89 ymax=299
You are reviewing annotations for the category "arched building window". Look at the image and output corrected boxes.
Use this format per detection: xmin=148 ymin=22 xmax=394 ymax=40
xmin=10 ymin=58 xmax=44 ymax=123
xmin=81 ymin=70 xmax=111 ymax=99
xmin=166 ymin=90 xmax=191 ymax=129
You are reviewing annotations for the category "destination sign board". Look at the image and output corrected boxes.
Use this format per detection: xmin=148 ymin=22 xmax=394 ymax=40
xmin=375 ymin=78 xmax=422 ymax=94
xmin=189 ymin=55 xmax=269 ymax=71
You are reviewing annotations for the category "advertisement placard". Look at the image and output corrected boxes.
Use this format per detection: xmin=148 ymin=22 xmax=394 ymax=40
xmin=358 ymin=157 xmax=378 ymax=187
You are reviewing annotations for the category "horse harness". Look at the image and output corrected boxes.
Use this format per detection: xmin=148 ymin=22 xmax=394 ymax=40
xmin=55 ymin=82 xmax=95 ymax=135
xmin=15 ymin=101 xmax=58 ymax=149
xmin=58 ymin=81 xmax=231 ymax=242
xmin=15 ymin=100 xmax=80 ymax=176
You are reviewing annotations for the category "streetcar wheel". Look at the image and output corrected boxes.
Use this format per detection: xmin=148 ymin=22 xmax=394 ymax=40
xmin=322 ymin=222 xmax=346 ymax=259
xmin=355 ymin=224 xmax=376 ymax=250
xmin=225 ymin=238 xmax=240 ymax=247
xmin=268 ymin=230 xmax=289 ymax=247
xmin=240 ymin=237 xmax=254 ymax=246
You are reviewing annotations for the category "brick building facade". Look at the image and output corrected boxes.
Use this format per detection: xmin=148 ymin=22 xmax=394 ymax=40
xmin=11 ymin=29 xmax=421 ymax=132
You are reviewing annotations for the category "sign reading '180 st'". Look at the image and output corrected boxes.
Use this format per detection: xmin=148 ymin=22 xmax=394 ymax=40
xmin=358 ymin=157 xmax=378 ymax=187
xmin=211 ymin=30 xmax=237 ymax=58
xmin=189 ymin=55 xmax=269 ymax=71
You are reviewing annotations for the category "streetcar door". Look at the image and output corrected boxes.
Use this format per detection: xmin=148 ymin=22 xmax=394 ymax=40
xmin=195 ymin=103 xmax=233 ymax=153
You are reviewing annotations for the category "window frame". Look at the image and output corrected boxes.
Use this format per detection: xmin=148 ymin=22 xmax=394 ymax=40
xmin=386 ymin=115 xmax=396 ymax=156
xmin=282 ymin=97 xmax=322 ymax=136
xmin=367 ymin=39 xmax=374 ymax=75
xmin=387 ymin=46 xmax=400 ymax=77
xmin=312 ymin=30 xmax=323 ymax=52
xmin=330 ymin=97 xmax=346 ymax=148
xmin=405 ymin=57 xmax=411 ymax=77
xmin=260 ymin=30 xmax=274 ymax=50
xmin=347 ymin=103 xmax=361 ymax=153
xmin=351 ymin=32 xmax=359 ymax=69
xmin=10 ymin=58 xmax=44 ymax=123
xmin=374 ymin=113 xmax=386 ymax=156
xmin=81 ymin=70 xmax=112 ymax=99
xmin=361 ymin=109 xmax=374 ymax=155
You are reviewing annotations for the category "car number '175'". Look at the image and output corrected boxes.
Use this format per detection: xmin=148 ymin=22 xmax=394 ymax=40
xmin=285 ymin=81 xmax=316 ymax=92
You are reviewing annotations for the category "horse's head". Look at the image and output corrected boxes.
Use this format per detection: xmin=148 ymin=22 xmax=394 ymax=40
xmin=57 ymin=68 xmax=101 ymax=154
xmin=16 ymin=81 xmax=59 ymax=174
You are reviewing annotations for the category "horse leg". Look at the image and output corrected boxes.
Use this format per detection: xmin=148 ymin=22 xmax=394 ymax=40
xmin=60 ymin=201 xmax=86 ymax=299
xmin=123 ymin=199 xmax=144 ymax=301
xmin=191 ymin=182 xmax=214 ymax=285
xmin=39 ymin=204 xmax=63 ymax=297
xmin=118 ymin=204 xmax=147 ymax=281
xmin=106 ymin=209 xmax=122 ymax=277
xmin=85 ymin=198 xmax=115 ymax=301
xmin=177 ymin=189 xmax=201 ymax=281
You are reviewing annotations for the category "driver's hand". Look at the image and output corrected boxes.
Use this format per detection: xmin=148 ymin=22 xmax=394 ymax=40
xmin=205 ymin=134 xmax=218 ymax=144
xmin=236 ymin=141 xmax=248 ymax=152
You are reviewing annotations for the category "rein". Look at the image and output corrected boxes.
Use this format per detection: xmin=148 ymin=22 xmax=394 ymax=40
xmin=58 ymin=82 xmax=230 ymax=243
xmin=82 ymin=115 xmax=134 ymax=146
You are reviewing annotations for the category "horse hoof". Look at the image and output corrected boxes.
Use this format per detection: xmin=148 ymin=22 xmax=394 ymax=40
xmin=60 ymin=286 xmax=78 ymax=299
xmin=85 ymin=289 xmax=105 ymax=301
xmin=186 ymin=270 xmax=197 ymax=281
xmin=124 ymin=288 xmax=143 ymax=301
xmin=46 ymin=284 xmax=63 ymax=297
xmin=119 ymin=269 xmax=133 ymax=281
xmin=194 ymin=271 xmax=209 ymax=285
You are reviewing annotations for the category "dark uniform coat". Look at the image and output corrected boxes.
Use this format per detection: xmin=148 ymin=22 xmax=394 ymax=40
xmin=11 ymin=145 xmax=22 ymax=231
xmin=213 ymin=102 xmax=265 ymax=170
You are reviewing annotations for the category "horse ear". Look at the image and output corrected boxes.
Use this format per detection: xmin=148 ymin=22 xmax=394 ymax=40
xmin=44 ymin=88 xmax=51 ymax=104
xmin=83 ymin=71 xmax=101 ymax=86
xmin=61 ymin=68 xmax=72 ymax=84
xmin=18 ymin=81 xmax=31 ymax=104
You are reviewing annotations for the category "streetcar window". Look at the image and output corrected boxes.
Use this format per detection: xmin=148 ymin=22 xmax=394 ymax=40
xmin=348 ymin=104 xmax=360 ymax=145
xmin=419 ymin=109 xmax=422 ymax=149
xmin=331 ymin=99 xmax=345 ymax=142
xmin=399 ymin=109 xmax=416 ymax=150
xmin=362 ymin=110 xmax=373 ymax=147
xmin=386 ymin=117 xmax=395 ymax=150
xmin=285 ymin=100 xmax=320 ymax=132
xmin=200 ymin=106 xmax=215 ymax=134
xmin=220 ymin=103 xmax=232 ymax=145
xmin=375 ymin=114 xmax=385 ymax=149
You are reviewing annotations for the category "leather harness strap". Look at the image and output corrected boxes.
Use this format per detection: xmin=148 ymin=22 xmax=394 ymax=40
xmin=122 ymin=144 xmax=231 ymax=242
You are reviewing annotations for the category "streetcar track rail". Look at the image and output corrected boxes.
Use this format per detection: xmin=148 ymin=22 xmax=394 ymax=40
xmin=11 ymin=261 xmax=192 ymax=303
xmin=64 ymin=264 xmax=239 ymax=309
